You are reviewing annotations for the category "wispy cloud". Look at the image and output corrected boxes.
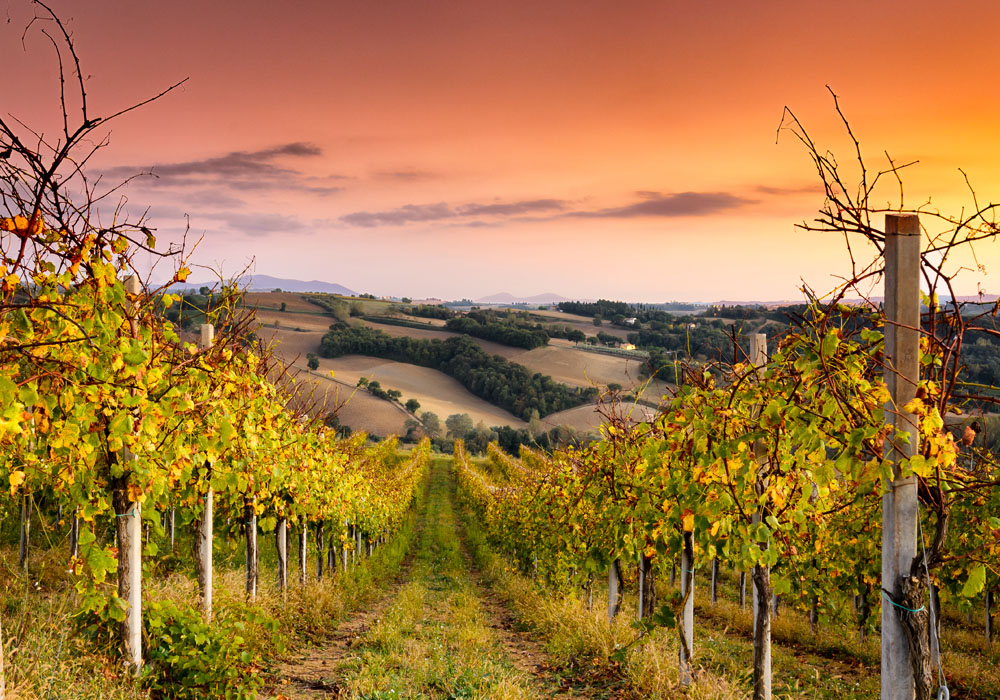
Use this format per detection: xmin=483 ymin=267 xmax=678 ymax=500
xmin=341 ymin=198 xmax=568 ymax=227
xmin=753 ymin=184 xmax=822 ymax=196
xmin=374 ymin=169 xmax=438 ymax=182
xmin=568 ymin=192 xmax=754 ymax=219
xmin=339 ymin=191 xmax=751 ymax=228
xmin=103 ymin=142 xmax=346 ymax=195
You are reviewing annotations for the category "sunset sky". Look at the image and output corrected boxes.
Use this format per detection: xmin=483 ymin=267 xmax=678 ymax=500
xmin=4 ymin=0 xmax=1000 ymax=302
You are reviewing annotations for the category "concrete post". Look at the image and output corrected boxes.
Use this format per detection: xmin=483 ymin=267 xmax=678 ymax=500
xmin=197 ymin=323 xmax=214 ymax=621
xmin=276 ymin=518 xmax=288 ymax=597
xmin=608 ymin=558 xmax=622 ymax=622
xmin=882 ymin=213 xmax=921 ymax=700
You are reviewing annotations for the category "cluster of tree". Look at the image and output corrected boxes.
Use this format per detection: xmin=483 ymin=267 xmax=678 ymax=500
xmin=629 ymin=325 xmax=734 ymax=361
xmin=405 ymin=304 xmax=455 ymax=320
xmin=398 ymin=409 xmax=596 ymax=455
xmin=356 ymin=377 xmax=402 ymax=403
xmin=596 ymin=331 xmax=621 ymax=347
xmin=544 ymin=325 xmax=587 ymax=343
xmin=303 ymin=295 xmax=352 ymax=323
xmin=558 ymin=299 xmax=632 ymax=318
xmin=445 ymin=314 xmax=549 ymax=349
xmin=319 ymin=327 xmax=596 ymax=419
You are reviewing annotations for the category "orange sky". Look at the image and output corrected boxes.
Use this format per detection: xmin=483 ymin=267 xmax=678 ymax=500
xmin=3 ymin=0 xmax=1000 ymax=301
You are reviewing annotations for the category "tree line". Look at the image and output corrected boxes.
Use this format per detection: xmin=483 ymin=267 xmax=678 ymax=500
xmin=319 ymin=325 xmax=596 ymax=419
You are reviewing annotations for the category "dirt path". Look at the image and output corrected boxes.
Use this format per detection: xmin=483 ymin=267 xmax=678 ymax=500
xmin=274 ymin=459 xmax=610 ymax=700
xmin=274 ymin=555 xmax=416 ymax=698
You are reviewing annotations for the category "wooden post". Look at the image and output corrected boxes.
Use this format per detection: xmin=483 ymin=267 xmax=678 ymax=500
xmin=342 ymin=521 xmax=350 ymax=571
xmin=69 ymin=508 xmax=79 ymax=560
xmin=638 ymin=553 xmax=655 ymax=620
xmin=355 ymin=526 xmax=362 ymax=565
xmin=637 ymin=555 xmax=645 ymax=620
xmin=810 ymin=557 xmax=819 ymax=631
xmin=608 ymin=558 xmax=622 ymax=622
xmin=711 ymin=558 xmax=719 ymax=605
xmin=276 ymin=517 xmax=288 ymax=597
xmin=739 ymin=571 xmax=747 ymax=610
xmin=882 ymin=213 xmax=921 ymax=700
xmin=197 ymin=323 xmax=214 ymax=621
xmin=299 ymin=525 xmax=308 ymax=585
xmin=0 ymin=614 xmax=5 ymax=700
xmin=245 ymin=499 xmax=258 ymax=601
xmin=986 ymin=590 xmax=993 ymax=645
xmin=750 ymin=331 xmax=771 ymax=700
xmin=18 ymin=494 xmax=29 ymax=570
xmin=679 ymin=531 xmax=695 ymax=686
xmin=169 ymin=507 xmax=176 ymax=552
xmin=316 ymin=523 xmax=325 ymax=581
xmin=116 ymin=275 xmax=143 ymax=672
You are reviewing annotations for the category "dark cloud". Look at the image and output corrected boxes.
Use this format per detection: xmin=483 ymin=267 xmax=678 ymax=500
xmin=342 ymin=202 xmax=453 ymax=227
xmin=375 ymin=169 xmax=437 ymax=181
xmin=217 ymin=212 xmax=309 ymax=237
xmin=754 ymin=184 xmax=822 ymax=196
xmin=339 ymin=192 xmax=749 ymax=228
xmin=340 ymin=198 xmax=567 ymax=227
xmin=457 ymin=199 xmax=567 ymax=217
xmin=102 ymin=142 xmax=345 ymax=196
xmin=569 ymin=192 xmax=754 ymax=218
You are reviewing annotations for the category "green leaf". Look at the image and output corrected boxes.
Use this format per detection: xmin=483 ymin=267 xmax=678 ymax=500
xmin=821 ymin=331 xmax=840 ymax=357
xmin=961 ymin=564 xmax=986 ymax=598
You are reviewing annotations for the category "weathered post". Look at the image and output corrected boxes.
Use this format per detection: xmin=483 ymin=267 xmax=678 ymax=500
xmin=356 ymin=526 xmax=362 ymax=565
xmin=711 ymin=558 xmax=719 ymax=605
xmin=169 ymin=507 xmax=176 ymax=552
xmin=679 ymin=530 xmax=695 ymax=686
xmin=986 ymin=590 xmax=993 ymax=645
xmin=316 ymin=523 xmax=325 ymax=581
xmin=638 ymin=552 xmax=655 ymax=620
xmin=342 ymin=521 xmax=350 ymax=571
xmin=245 ymin=499 xmax=258 ymax=601
xmin=116 ymin=275 xmax=144 ymax=672
xmin=608 ymin=558 xmax=622 ymax=622
xmin=750 ymin=331 xmax=771 ymax=700
xmin=276 ymin=517 xmax=288 ymax=597
xmin=739 ymin=571 xmax=747 ymax=610
xmin=18 ymin=494 xmax=29 ymax=570
xmin=69 ymin=508 xmax=79 ymax=560
xmin=0 ymin=615 xmax=5 ymax=700
xmin=882 ymin=213 xmax=921 ymax=700
xmin=197 ymin=323 xmax=214 ymax=621
xmin=298 ymin=525 xmax=307 ymax=585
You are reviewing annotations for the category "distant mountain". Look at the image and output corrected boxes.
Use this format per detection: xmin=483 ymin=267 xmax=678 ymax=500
xmin=476 ymin=291 xmax=577 ymax=304
xmin=168 ymin=274 xmax=356 ymax=295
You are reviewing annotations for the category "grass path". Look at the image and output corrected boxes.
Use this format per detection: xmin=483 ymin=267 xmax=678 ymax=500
xmin=276 ymin=458 xmax=598 ymax=700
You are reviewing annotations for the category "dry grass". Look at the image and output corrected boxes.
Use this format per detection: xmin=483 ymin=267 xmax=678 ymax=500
xmin=330 ymin=460 xmax=538 ymax=699
xmin=1 ymin=496 xmax=420 ymax=699
xmin=459 ymin=507 xmax=747 ymax=700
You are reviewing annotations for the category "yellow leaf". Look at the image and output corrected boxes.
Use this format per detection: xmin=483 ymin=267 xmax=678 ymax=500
xmin=682 ymin=508 xmax=694 ymax=532
xmin=710 ymin=520 xmax=721 ymax=537
xmin=9 ymin=470 xmax=26 ymax=494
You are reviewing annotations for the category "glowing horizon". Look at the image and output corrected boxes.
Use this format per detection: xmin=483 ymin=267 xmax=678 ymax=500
xmin=4 ymin=0 xmax=1000 ymax=302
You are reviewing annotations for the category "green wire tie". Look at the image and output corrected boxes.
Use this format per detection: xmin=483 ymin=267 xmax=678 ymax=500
xmin=883 ymin=592 xmax=925 ymax=613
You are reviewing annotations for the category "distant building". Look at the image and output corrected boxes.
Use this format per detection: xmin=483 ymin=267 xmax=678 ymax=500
xmin=621 ymin=343 xmax=637 ymax=351
xmin=624 ymin=317 xmax=638 ymax=325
